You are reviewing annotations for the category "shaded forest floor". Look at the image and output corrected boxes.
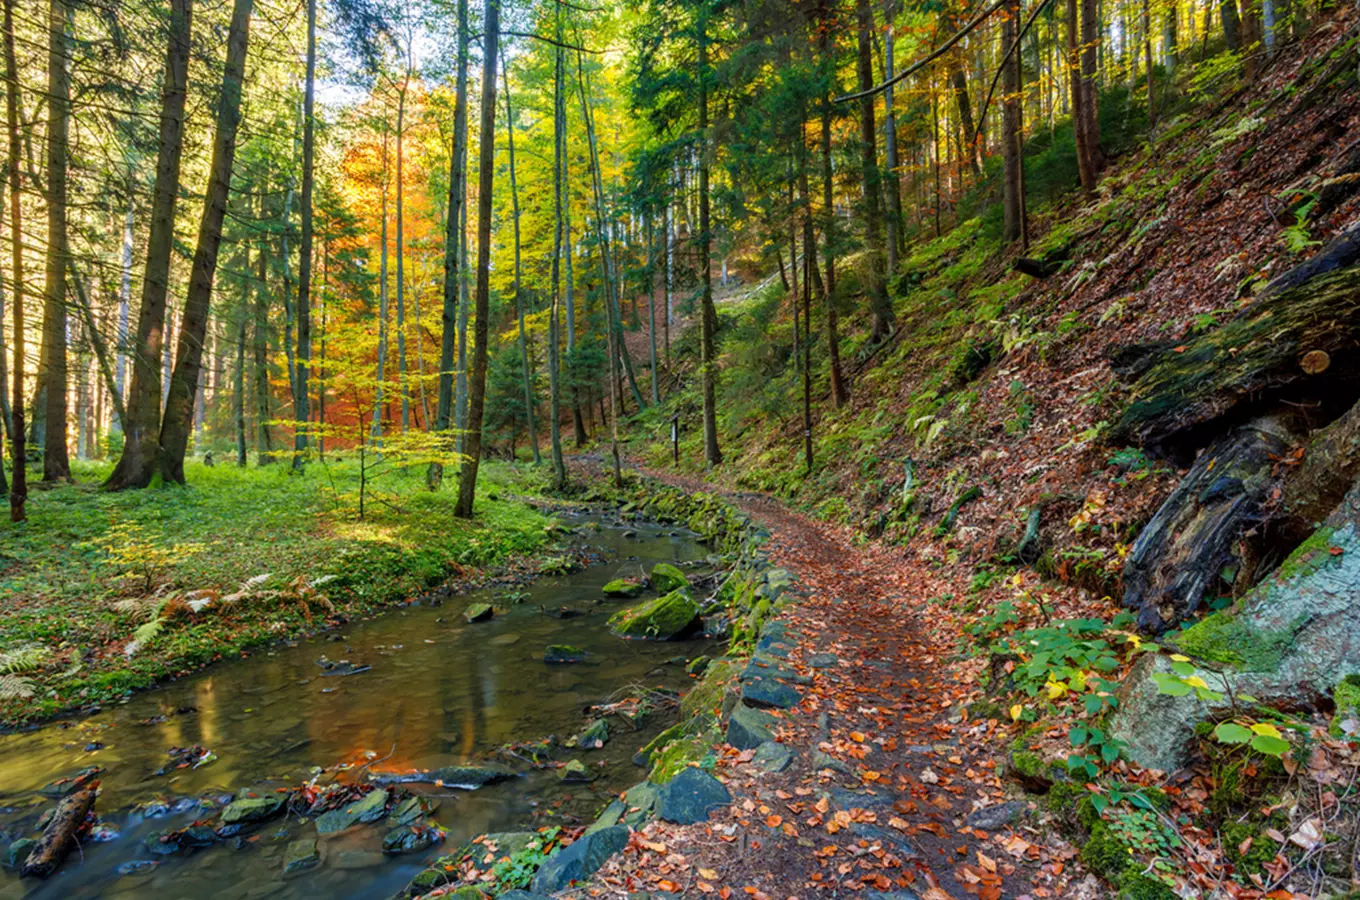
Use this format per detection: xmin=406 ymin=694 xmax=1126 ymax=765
xmin=0 ymin=460 xmax=557 ymax=725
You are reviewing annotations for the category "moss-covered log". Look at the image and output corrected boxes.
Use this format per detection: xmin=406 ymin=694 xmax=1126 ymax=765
xmin=1110 ymin=471 xmax=1360 ymax=772
xmin=1112 ymin=264 xmax=1360 ymax=454
xmin=1120 ymin=413 xmax=1305 ymax=632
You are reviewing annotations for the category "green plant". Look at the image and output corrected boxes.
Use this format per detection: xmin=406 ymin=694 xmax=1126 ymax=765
xmin=1152 ymin=657 xmax=1294 ymax=757
xmin=485 ymin=828 xmax=563 ymax=890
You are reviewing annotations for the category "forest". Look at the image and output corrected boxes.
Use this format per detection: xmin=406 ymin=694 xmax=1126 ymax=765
xmin=1 ymin=0 xmax=1359 ymax=892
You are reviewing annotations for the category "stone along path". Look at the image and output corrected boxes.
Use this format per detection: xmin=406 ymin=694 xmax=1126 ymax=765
xmin=575 ymin=491 xmax=1092 ymax=900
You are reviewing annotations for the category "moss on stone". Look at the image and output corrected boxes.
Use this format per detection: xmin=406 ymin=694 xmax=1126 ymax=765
xmin=1270 ymin=525 xmax=1338 ymax=584
xmin=651 ymin=563 xmax=689 ymax=593
xmin=1222 ymin=821 xmax=1281 ymax=876
xmin=648 ymin=728 xmax=717 ymax=784
xmin=1171 ymin=610 xmax=1307 ymax=672
xmin=608 ymin=589 xmax=701 ymax=640
xmin=1080 ymin=820 xmax=1133 ymax=881
xmin=1117 ymin=873 xmax=1178 ymax=900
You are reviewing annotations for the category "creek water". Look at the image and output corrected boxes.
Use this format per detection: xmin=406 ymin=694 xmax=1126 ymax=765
xmin=0 ymin=514 xmax=714 ymax=900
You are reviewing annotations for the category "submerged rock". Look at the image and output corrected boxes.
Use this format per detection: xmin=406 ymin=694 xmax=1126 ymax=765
xmin=4 ymin=838 xmax=37 ymax=871
xmin=221 ymin=794 xmax=288 ymax=825
xmin=650 ymin=563 xmax=689 ymax=593
xmin=656 ymin=767 xmax=731 ymax=824
xmin=464 ymin=602 xmax=494 ymax=623
xmin=545 ymin=645 xmax=588 ymax=664
xmin=382 ymin=824 xmax=444 ymax=855
xmin=609 ymin=590 xmax=701 ymax=640
xmin=603 ymin=578 xmax=645 ymax=599
xmin=283 ymin=838 xmax=321 ymax=874
xmin=560 ymin=760 xmax=595 ymax=783
xmin=315 ymin=788 xmax=388 ymax=834
xmin=530 ymin=825 xmax=630 ymax=893
xmin=371 ymin=765 xmax=511 ymax=789
xmin=390 ymin=795 xmax=438 ymax=826
xmin=115 ymin=859 xmax=160 ymax=877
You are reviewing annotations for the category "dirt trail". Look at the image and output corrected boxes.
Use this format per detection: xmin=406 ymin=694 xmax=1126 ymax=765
xmin=580 ymin=466 xmax=1090 ymax=900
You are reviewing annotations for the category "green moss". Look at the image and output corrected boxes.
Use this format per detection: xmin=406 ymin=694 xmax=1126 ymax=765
xmin=1172 ymin=610 xmax=1307 ymax=672
xmin=608 ymin=589 xmax=701 ymax=640
xmin=1118 ymin=873 xmax=1178 ymax=900
xmin=1272 ymin=525 xmax=1339 ymax=583
xmin=650 ymin=563 xmax=689 ymax=593
xmin=1080 ymin=820 xmax=1133 ymax=880
xmin=1332 ymin=674 xmax=1360 ymax=737
xmin=648 ymin=728 xmax=717 ymax=784
xmin=1222 ymin=821 xmax=1280 ymax=876
xmin=679 ymin=659 xmax=738 ymax=725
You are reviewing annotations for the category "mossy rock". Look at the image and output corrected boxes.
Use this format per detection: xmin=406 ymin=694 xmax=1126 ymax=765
xmin=544 ymin=645 xmax=587 ymax=664
xmin=567 ymin=719 xmax=609 ymax=750
xmin=464 ymin=602 xmax=494 ymax=623
xmin=608 ymin=590 xmax=701 ymax=640
xmin=221 ymin=794 xmax=287 ymax=825
xmin=603 ymin=578 xmax=645 ymax=599
xmin=651 ymin=563 xmax=689 ymax=593
xmin=648 ymin=729 xmax=717 ymax=784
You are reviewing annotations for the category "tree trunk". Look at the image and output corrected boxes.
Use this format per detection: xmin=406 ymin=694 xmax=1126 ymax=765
xmin=698 ymin=4 xmax=721 ymax=468
xmin=254 ymin=208 xmax=274 ymax=462
xmin=105 ymin=0 xmax=190 ymax=490
xmin=1080 ymin=0 xmax=1104 ymax=172
xmin=454 ymin=0 xmax=499 ymax=519
xmin=4 ymin=0 xmax=24 ymax=519
xmin=1002 ymin=0 xmax=1024 ymax=243
xmin=113 ymin=189 xmax=133 ymax=435
xmin=1221 ymin=0 xmax=1241 ymax=50
xmin=881 ymin=0 xmax=904 ymax=271
xmin=503 ymin=45 xmax=539 ymax=464
xmin=856 ymin=0 xmax=893 ymax=342
xmin=433 ymin=0 xmax=468 ymax=487
xmin=951 ymin=61 xmax=983 ymax=176
xmin=1164 ymin=0 xmax=1179 ymax=72
xmin=373 ymin=134 xmax=390 ymax=443
xmin=160 ymin=0 xmax=251 ymax=483
xmin=41 ymin=0 xmax=72 ymax=482
xmin=1068 ymin=0 xmax=1097 ymax=193
xmin=396 ymin=58 xmax=411 ymax=434
xmin=546 ymin=30 xmax=567 ymax=488
xmin=818 ymin=26 xmax=848 ymax=408
xmin=292 ymin=0 xmax=315 ymax=471
xmin=235 ymin=278 xmax=248 ymax=467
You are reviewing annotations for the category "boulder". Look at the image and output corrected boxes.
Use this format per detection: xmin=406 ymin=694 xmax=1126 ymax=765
xmin=603 ymin=578 xmax=645 ymax=599
xmin=656 ymin=767 xmax=731 ymax=824
xmin=464 ymin=603 xmax=494 ymax=623
xmin=530 ymin=825 xmax=630 ymax=894
xmin=726 ymin=705 xmax=777 ymax=750
xmin=221 ymin=794 xmax=287 ymax=825
xmin=1111 ymin=473 xmax=1360 ymax=771
xmin=650 ymin=563 xmax=689 ymax=593
xmin=315 ymin=788 xmax=388 ymax=834
xmin=741 ymin=676 xmax=801 ymax=710
xmin=609 ymin=590 xmax=701 ymax=640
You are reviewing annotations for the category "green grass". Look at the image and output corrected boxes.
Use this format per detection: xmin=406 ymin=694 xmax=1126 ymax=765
xmin=0 ymin=457 xmax=558 ymax=724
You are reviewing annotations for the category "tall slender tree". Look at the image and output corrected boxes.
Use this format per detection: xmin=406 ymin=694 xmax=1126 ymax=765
xmin=503 ymin=45 xmax=539 ymax=464
xmin=4 ymin=0 xmax=25 ymax=520
xmin=160 ymin=0 xmax=255 ymax=483
xmin=292 ymin=0 xmax=317 ymax=470
xmin=105 ymin=0 xmax=192 ymax=490
xmin=697 ymin=0 xmax=721 ymax=467
xmin=42 ymin=0 xmax=72 ymax=481
xmin=454 ymin=0 xmax=499 ymax=518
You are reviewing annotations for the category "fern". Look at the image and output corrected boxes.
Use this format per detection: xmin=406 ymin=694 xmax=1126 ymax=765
xmin=0 ymin=643 xmax=51 ymax=675
xmin=133 ymin=616 xmax=167 ymax=646
xmin=0 ymin=674 xmax=36 ymax=700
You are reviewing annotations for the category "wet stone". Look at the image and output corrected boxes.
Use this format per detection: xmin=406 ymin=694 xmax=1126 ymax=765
xmin=315 ymin=788 xmax=388 ymax=834
xmin=741 ymin=678 xmax=801 ymax=711
xmin=656 ymin=768 xmax=731 ymax=825
xmin=531 ymin=824 xmax=630 ymax=894
xmin=221 ymin=794 xmax=287 ymax=825
xmin=390 ymin=795 xmax=438 ymax=826
xmin=964 ymin=801 xmax=1028 ymax=831
xmin=545 ymin=645 xmax=588 ymax=664
xmin=283 ymin=839 xmax=320 ymax=874
xmin=567 ymin=719 xmax=609 ymax=750
xmin=560 ymin=760 xmax=595 ymax=783
xmin=464 ymin=603 xmax=494 ymax=623
xmin=849 ymin=823 xmax=921 ymax=858
xmin=115 ymin=860 xmax=160 ymax=877
xmin=726 ymin=705 xmax=777 ymax=750
xmin=4 ymin=838 xmax=36 ymax=871
xmin=812 ymin=751 xmax=851 ymax=775
xmin=807 ymin=654 xmax=839 ymax=668
xmin=829 ymin=787 xmax=897 ymax=810
xmin=382 ymin=824 xmax=444 ymax=855
xmin=752 ymin=742 xmax=793 ymax=773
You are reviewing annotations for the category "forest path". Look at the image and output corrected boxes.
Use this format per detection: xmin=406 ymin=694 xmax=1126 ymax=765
xmin=577 ymin=462 xmax=1089 ymax=900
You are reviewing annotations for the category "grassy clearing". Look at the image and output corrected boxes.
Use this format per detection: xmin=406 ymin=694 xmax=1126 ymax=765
xmin=0 ymin=458 xmax=557 ymax=724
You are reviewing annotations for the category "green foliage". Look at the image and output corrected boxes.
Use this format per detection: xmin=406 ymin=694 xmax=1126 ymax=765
xmin=485 ymin=828 xmax=562 ymax=890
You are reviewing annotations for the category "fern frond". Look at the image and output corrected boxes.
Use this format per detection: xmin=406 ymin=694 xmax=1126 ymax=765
xmin=0 ymin=673 xmax=36 ymax=699
xmin=133 ymin=617 xmax=167 ymax=646
xmin=0 ymin=643 xmax=52 ymax=675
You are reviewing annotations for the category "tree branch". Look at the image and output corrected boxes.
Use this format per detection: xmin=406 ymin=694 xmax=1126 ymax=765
xmin=834 ymin=0 xmax=1011 ymax=104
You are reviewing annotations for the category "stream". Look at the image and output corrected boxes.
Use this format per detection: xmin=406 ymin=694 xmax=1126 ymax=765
xmin=0 ymin=514 xmax=715 ymax=900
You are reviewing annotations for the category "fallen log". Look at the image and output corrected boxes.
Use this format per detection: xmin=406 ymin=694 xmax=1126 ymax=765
xmin=1120 ymin=412 xmax=1306 ymax=632
xmin=1111 ymin=232 xmax=1360 ymax=455
xmin=20 ymin=787 xmax=96 ymax=878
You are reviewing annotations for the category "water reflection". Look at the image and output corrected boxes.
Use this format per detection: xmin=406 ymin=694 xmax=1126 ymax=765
xmin=0 ymin=516 xmax=713 ymax=900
